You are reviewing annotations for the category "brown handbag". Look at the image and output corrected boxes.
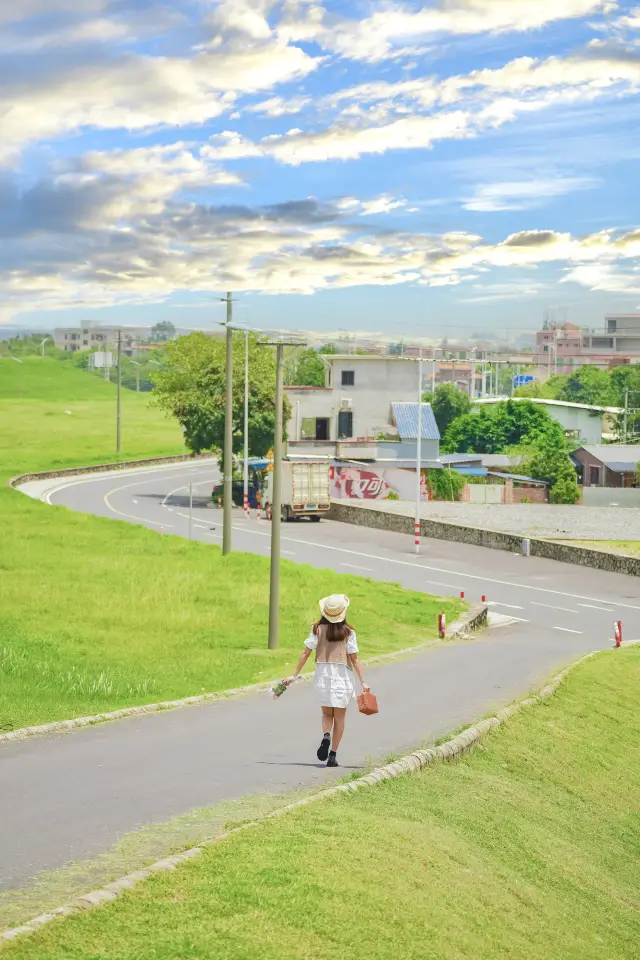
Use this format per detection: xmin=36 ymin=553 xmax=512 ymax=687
xmin=357 ymin=689 xmax=379 ymax=716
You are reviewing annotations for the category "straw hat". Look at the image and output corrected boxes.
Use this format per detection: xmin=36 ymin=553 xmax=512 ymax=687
xmin=319 ymin=594 xmax=350 ymax=623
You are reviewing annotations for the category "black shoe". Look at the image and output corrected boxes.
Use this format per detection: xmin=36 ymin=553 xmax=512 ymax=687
xmin=317 ymin=733 xmax=331 ymax=762
xmin=327 ymin=752 xmax=339 ymax=768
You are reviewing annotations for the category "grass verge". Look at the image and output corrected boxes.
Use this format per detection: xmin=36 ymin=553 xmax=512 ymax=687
xmin=0 ymin=359 xmax=463 ymax=729
xmin=561 ymin=540 xmax=640 ymax=558
xmin=3 ymin=648 xmax=639 ymax=959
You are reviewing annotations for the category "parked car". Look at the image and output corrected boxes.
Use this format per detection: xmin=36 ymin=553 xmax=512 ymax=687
xmin=212 ymin=480 xmax=260 ymax=508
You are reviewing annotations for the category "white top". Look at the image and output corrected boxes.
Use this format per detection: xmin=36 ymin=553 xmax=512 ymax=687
xmin=304 ymin=628 xmax=359 ymax=708
xmin=304 ymin=628 xmax=359 ymax=655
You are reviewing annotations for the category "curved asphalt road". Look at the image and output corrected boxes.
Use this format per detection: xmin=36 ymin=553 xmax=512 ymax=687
xmin=1 ymin=460 xmax=638 ymax=896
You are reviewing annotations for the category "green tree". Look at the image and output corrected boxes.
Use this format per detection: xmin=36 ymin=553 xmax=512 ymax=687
xmin=525 ymin=432 xmax=580 ymax=504
xmin=285 ymin=348 xmax=326 ymax=387
xmin=152 ymin=332 xmax=290 ymax=457
xmin=423 ymin=384 xmax=471 ymax=436
xmin=441 ymin=400 xmax=562 ymax=454
xmin=426 ymin=467 xmax=466 ymax=501
xmin=151 ymin=321 xmax=176 ymax=342
xmin=556 ymin=366 xmax=614 ymax=407
xmin=514 ymin=374 xmax=568 ymax=399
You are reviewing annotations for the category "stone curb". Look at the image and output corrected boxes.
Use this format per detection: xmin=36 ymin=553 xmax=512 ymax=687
xmin=3 ymin=638 xmax=637 ymax=947
xmin=0 ymin=607 xmax=486 ymax=745
xmin=7 ymin=453 xmax=214 ymax=489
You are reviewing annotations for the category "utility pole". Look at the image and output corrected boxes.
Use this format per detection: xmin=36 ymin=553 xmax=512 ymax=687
xmin=623 ymin=388 xmax=629 ymax=444
xmin=415 ymin=353 xmax=423 ymax=555
xmin=259 ymin=339 xmax=300 ymax=650
xmin=431 ymin=357 xmax=436 ymax=394
xmin=244 ymin=331 xmax=250 ymax=518
xmin=116 ymin=329 xmax=122 ymax=453
xmin=221 ymin=291 xmax=234 ymax=556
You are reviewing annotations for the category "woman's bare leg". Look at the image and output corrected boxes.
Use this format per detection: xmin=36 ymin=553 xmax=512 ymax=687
xmin=321 ymin=706 xmax=334 ymax=735
xmin=331 ymin=708 xmax=347 ymax=752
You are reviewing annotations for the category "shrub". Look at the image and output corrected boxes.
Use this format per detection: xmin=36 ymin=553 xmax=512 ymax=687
xmin=550 ymin=477 xmax=581 ymax=505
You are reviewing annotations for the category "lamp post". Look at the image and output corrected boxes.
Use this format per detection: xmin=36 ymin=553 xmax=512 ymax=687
xmin=12 ymin=356 xmax=23 ymax=399
xmin=244 ymin=331 xmax=250 ymax=517
xmin=40 ymin=336 xmax=53 ymax=358
xmin=116 ymin=330 xmax=122 ymax=453
xmin=415 ymin=353 xmax=424 ymax=555
xmin=218 ymin=292 xmax=235 ymax=556
xmin=130 ymin=359 xmax=141 ymax=392
xmin=259 ymin=338 xmax=304 ymax=650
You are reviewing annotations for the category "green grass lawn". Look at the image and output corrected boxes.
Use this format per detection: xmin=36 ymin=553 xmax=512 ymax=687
xmin=0 ymin=359 xmax=462 ymax=729
xmin=4 ymin=648 xmax=638 ymax=959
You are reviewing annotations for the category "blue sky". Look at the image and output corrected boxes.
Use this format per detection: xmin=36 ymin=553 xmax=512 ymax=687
xmin=2 ymin=0 xmax=640 ymax=341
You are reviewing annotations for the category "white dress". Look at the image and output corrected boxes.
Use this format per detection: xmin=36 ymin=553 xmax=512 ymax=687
xmin=304 ymin=629 xmax=359 ymax=708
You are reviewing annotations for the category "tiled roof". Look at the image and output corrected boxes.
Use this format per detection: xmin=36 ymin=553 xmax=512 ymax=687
xmin=390 ymin=402 xmax=440 ymax=441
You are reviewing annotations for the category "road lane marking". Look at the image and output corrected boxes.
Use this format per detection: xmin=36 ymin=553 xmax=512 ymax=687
xmin=553 ymin=626 xmax=583 ymax=634
xmin=578 ymin=603 xmax=614 ymax=612
xmin=228 ymin=524 xmax=640 ymax=611
xmin=340 ymin=563 xmax=374 ymax=572
xmin=531 ymin=602 xmax=579 ymax=614
xmin=45 ymin=470 xmax=640 ymax=613
xmin=42 ymin=461 xmax=218 ymax=504
xmin=282 ymin=550 xmax=297 ymax=556
xmin=487 ymin=602 xmax=525 ymax=610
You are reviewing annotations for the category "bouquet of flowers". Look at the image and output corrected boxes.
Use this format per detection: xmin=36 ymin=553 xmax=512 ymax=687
xmin=270 ymin=677 xmax=297 ymax=699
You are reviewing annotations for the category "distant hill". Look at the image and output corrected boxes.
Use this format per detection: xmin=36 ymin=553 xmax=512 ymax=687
xmin=0 ymin=356 xmax=121 ymax=401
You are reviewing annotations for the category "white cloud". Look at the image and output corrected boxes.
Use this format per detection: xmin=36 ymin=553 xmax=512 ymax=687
xmin=280 ymin=0 xmax=615 ymax=62
xmin=359 ymin=195 xmax=408 ymax=216
xmin=0 ymin=25 xmax=320 ymax=160
xmin=245 ymin=95 xmax=312 ymax=116
xmin=463 ymin=176 xmax=597 ymax=211
xmin=2 ymin=144 xmax=640 ymax=315
xmin=203 ymin=46 xmax=640 ymax=166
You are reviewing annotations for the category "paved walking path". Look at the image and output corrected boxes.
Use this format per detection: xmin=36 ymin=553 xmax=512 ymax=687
xmin=0 ymin=620 xmax=603 ymax=893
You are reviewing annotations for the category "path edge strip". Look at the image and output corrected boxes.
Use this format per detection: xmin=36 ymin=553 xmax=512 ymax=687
xmin=3 ymin=639 xmax=637 ymax=947
xmin=0 ymin=607 xmax=487 ymax=744
xmin=7 ymin=453 xmax=214 ymax=489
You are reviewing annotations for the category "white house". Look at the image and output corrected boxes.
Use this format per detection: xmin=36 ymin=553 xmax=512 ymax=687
xmin=473 ymin=397 xmax=622 ymax=445
xmin=286 ymin=355 xmax=423 ymax=448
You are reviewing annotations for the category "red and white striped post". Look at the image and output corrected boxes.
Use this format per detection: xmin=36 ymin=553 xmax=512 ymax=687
xmin=438 ymin=612 xmax=446 ymax=638
xmin=614 ymin=620 xmax=623 ymax=648
xmin=414 ymin=521 xmax=420 ymax=553
xmin=267 ymin=503 xmax=272 ymax=522
xmin=217 ymin=496 xmax=222 ymax=508
xmin=243 ymin=493 xmax=250 ymax=519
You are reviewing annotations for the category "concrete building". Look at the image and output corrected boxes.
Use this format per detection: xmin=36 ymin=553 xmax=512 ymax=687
xmin=474 ymin=397 xmax=621 ymax=445
xmin=572 ymin=445 xmax=640 ymax=488
xmin=286 ymin=355 xmax=422 ymax=447
xmin=534 ymin=316 xmax=640 ymax=374
xmin=54 ymin=325 xmax=149 ymax=356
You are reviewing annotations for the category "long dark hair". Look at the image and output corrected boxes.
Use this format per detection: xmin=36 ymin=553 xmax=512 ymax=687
xmin=313 ymin=616 xmax=354 ymax=643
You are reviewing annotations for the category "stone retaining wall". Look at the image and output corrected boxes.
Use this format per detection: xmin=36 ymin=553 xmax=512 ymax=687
xmin=8 ymin=453 xmax=214 ymax=488
xmin=327 ymin=501 xmax=640 ymax=577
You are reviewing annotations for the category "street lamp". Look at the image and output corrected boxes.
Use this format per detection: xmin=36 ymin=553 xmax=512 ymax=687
xmin=258 ymin=337 xmax=305 ymax=650
xmin=415 ymin=352 xmax=423 ymax=555
xmin=130 ymin=359 xmax=141 ymax=392
xmin=11 ymin=356 xmax=23 ymax=399
xmin=40 ymin=336 xmax=53 ymax=358
xmin=218 ymin=292 xmax=235 ymax=557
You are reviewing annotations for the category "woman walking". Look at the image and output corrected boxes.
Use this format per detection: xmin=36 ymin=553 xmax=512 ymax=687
xmin=287 ymin=594 xmax=369 ymax=768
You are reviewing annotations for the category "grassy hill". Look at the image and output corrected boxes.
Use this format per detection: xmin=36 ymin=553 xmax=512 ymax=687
xmin=3 ymin=648 xmax=638 ymax=959
xmin=0 ymin=357 xmax=462 ymax=729
xmin=0 ymin=358 xmax=183 ymax=479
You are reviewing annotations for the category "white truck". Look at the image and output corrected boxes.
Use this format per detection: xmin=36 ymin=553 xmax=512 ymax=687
xmin=262 ymin=459 xmax=331 ymax=521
